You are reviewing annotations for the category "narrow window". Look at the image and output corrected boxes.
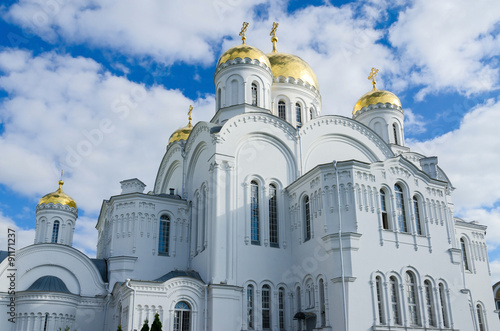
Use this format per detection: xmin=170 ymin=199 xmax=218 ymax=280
xmin=376 ymin=276 xmax=386 ymax=325
xmin=262 ymin=285 xmax=271 ymax=329
xmin=406 ymin=271 xmax=420 ymax=326
xmin=390 ymin=276 xmax=402 ymax=325
xmin=158 ymin=215 xmax=170 ymax=255
xmin=231 ymin=79 xmax=238 ymax=105
xmin=217 ymin=88 xmax=222 ymax=109
xmin=173 ymin=301 xmax=191 ymax=331
xmin=43 ymin=313 xmax=48 ymax=331
xmin=380 ymin=190 xmax=389 ymax=229
xmin=439 ymin=283 xmax=450 ymax=327
xmin=304 ymin=195 xmax=311 ymax=241
xmin=393 ymin=123 xmax=399 ymax=145
xmin=269 ymin=184 xmax=279 ymax=247
xmin=461 ymin=237 xmax=470 ymax=271
xmin=424 ymin=280 xmax=436 ymax=327
xmin=251 ymin=82 xmax=258 ymax=106
xmin=296 ymin=287 xmax=302 ymax=331
xmin=319 ymin=279 xmax=326 ymax=326
xmin=278 ymin=100 xmax=286 ymax=120
xmin=296 ymin=103 xmax=302 ymax=127
xmin=51 ymin=220 xmax=60 ymax=243
xmin=413 ymin=196 xmax=423 ymax=235
xmin=250 ymin=181 xmax=260 ymax=245
xmin=395 ymin=184 xmax=408 ymax=232
xmin=477 ymin=304 xmax=486 ymax=331
xmin=247 ymin=285 xmax=254 ymax=329
xmin=309 ymin=108 xmax=314 ymax=120
xmin=306 ymin=281 xmax=315 ymax=308
xmin=279 ymin=287 xmax=285 ymax=330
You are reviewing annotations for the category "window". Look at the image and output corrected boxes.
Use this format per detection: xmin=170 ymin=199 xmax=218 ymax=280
xmin=250 ymin=181 xmax=260 ymax=244
xmin=231 ymin=79 xmax=238 ymax=105
xmin=389 ymin=276 xmax=402 ymax=325
xmin=395 ymin=184 xmax=408 ymax=233
xmin=424 ymin=280 xmax=436 ymax=327
xmin=406 ymin=271 xmax=420 ymax=326
xmin=296 ymin=103 xmax=302 ymax=127
xmin=279 ymin=287 xmax=285 ymax=330
xmin=319 ymin=279 xmax=326 ymax=326
xmin=380 ymin=190 xmax=389 ymax=230
xmin=309 ymin=108 xmax=314 ymax=120
xmin=376 ymin=276 xmax=386 ymax=325
xmin=477 ymin=304 xmax=486 ymax=331
xmin=247 ymin=285 xmax=254 ymax=329
xmin=217 ymin=88 xmax=222 ymax=109
xmin=251 ymin=83 xmax=258 ymax=106
xmin=304 ymin=195 xmax=311 ymax=241
xmin=51 ymin=220 xmax=60 ymax=243
xmin=306 ymin=281 xmax=315 ymax=308
xmin=158 ymin=215 xmax=170 ymax=255
xmin=393 ymin=123 xmax=399 ymax=145
xmin=278 ymin=100 xmax=286 ymax=120
xmin=296 ymin=287 xmax=302 ymax=331
xmin=413 ymin=196 xmax=423 ymax=235
xmin=460 ymin=237 xmax=470 ymax=271
xmin=269 ymin=184 xmax=279 ymax=247
xmin=173 ymin=301 xmax=191 ymax=331
xmin=262 ymin=285 xmax=271 ymax=330
xmin=439 ymin=283 xmax=450 ymax=327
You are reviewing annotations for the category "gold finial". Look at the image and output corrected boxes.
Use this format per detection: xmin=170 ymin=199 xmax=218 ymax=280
xmin=270 ymin=22 xmax=279 ymax=52
xmin=58 ymin=170 xmax=64 ymax=191
xmin=368 ymin=67 xmax=379 ymax=90
xmin=188 ymin=105 xmax=193 ymax=127
xmin=239 ymin=22 xmax=249 ymax=45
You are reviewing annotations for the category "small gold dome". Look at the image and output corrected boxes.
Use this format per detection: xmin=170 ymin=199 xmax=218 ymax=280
xmin=353 ymin=89 xmax=402 ymax=116
xmin=267 ymin=52 xmax=319 ymax=90
xmin=217 ymin=44 xmax=271 ymax=68
xmin=168 ymin=122 xmax=193 ymax=144
xmin=38 ymin=180 xmax=77 ymax=210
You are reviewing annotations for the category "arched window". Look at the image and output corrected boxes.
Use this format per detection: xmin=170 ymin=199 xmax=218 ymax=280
xmin=389 ymin=276 xmax=402 ymax=325
xmin=380 ymin=189 xmax=389 ymax=230
xmin=158 ymin=215 xmax=170 ymax=255
xmin=304 ymin=195 xmax=311 ymax=241
xmin=309 ymin=108 xmax=314 ymax=120
xmin=319 ymin=279 xmax=326 ymax=326
xmin=251 ymin=82 xmax=258 ymax=106
xmin=438 ymin=283 xmax=450 ymax=327
xmin=231 ymin=79 xmax=238 ymax=105
xmin=296 ymin=287 xmax=302 ymax=331
xmin=413 ymin=196 xmax=423 ymax=235
xmin=278 ymin=100 xmax=286 ymax=120
xmin=393 ymin=123 xmax=399 ymax=145
xmin=269 ymin=184 xmax=279 ymax=247
xmin=460 ymin=237 xmax=470 ymax=271
xmin=406 ymin=271 xmax=420 ymax=326
xmin=424 ymin=280 xmax=436 ymax=327
xmin=217 ymin=88 xmax=222 ymax=109
xmin=262 ymin=285 xmax=271 ymax=330
xmin=296 ymin=103 xmax=302 ymax=127
xmin=306 ymin=280 xmax=315 ymax=308
xmin=477 ymin=304 xmax=486 ymax=331
xmin=250 ymin=181 xmax=260 ymax=245
xmin=279 ymin=287 xmax=285 ymax=330
xmin=376 ymin=276 xmax=386 ymax=325
xmin=247 ymin=285 xmax=254 ymax=329
xmin=51 ymin=220 xmax=60 ymax=243
xmin=173 ymin=301 xmax=191 ymax=331
xmin=395 ymin=184 xmax=408 ymax=233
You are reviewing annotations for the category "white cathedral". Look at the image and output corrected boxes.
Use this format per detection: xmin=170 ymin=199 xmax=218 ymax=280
xmin=1 ymin=23 xmax=499 ymax=331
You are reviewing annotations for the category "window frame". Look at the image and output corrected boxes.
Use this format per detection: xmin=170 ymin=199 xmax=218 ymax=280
xmin=247 ymin=285 xmax=254 ymax=329
xmin=413 ymin=196 xmax=423 ymax=235
xmin=406 ymin=271 xmax=421 ymax=326
xmin=439 ymin=283 xmax=450 ymax=328
xmin=460 ymin=237 xmax=471 ymax=271
xmin=477 ymin=303 xmax=486 ymax=331
xmin=296 ymin=102 xmax=302 ymax=127
xmin=423 ymin=280 xmax=436 ymax=327
xmin=376 ymin=276 xmax=386 ymax=325
xmin=380 ymin=189 xmax=390 ymax=230
xmin=262 ymin=285 xmax=271 ymax=330
xmin=278 ymin=100 xmax=286 ymax=120
xmin=251 ymin=82 xmax=258 ymax=106
xmin=389 ymin=276 xmax=402 ymax=325
xmin=269 ymin=184 xmax=279 ymax=247
xmin=279 ymin=287 xmax=285 ymax=330
xmin=51 ymin=220 xmax=60 ymax=243
xmin=158 ymin=214 xmax=171 ymax=256
xmin=250 ymin=180 xmax=260 ymax=245
xmin=173 ymin=301 xmax=191 ymax=331
xmin=395 ymin=184 xmax=408 ymax=233
xmin=304 ymin=195 xmax=311 ymax=242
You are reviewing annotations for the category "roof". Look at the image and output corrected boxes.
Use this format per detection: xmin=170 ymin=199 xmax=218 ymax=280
xmin=26 ymin=276 xmax=71 ymax=293
xmin=154 ymin=270 xmax=204 ymax=283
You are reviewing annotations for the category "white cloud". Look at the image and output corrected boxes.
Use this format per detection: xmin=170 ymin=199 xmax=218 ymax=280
xmin=389 ymin=0 xmax=500 ymax=98
xmin=0 ymin=212 xmax=35 ymax=249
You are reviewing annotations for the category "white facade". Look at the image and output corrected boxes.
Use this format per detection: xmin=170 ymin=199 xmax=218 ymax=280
xmin=1 ymin=39 xmax=499 ymax=331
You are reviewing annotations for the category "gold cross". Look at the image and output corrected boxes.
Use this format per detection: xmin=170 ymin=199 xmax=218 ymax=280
xmin=60 ymin=169 xmax=64 ymax=181
xmin=368 ymin=67 xmax=379 ymax=90
xmin=239 ymin=22 xmax=249 ymax=44
xmin=270 ymin=22 xmax=279 ymax=52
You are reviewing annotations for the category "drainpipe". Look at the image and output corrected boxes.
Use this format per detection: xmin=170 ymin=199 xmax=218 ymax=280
xmin=204 ymin=284 xmax=208 ymax=331
xmin=125 ymin=279 xmax=136 ymax=331
xmin=459 ymin=249 xmax=479 ymax=331
xmin=333 ymin=161 xmax=348 ymax=331
xmin=188 ymin=200 xmax=192 ymax=270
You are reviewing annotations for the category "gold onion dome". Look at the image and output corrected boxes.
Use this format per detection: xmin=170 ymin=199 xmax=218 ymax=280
xmin=353 ymin=68 xmax=402 ymax=116
xmin=38 ymin=179 xmax=77 ymax=210
xmin=168 ymin=105 xmax=194 ymax=144
xmin=266 ymin=22 xmax=319 ymax=90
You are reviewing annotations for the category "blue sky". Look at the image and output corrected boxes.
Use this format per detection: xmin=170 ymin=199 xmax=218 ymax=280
xmin=0 ymin=0 xmax=500 ymax=280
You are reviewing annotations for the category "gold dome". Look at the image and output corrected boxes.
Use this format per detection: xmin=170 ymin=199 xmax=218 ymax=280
xmin=217 ymin=44 xmax=271 ymax=68
xmin=267 ymin=52 xmax=319 ymax=90
xmin=352 ymin=88 xmax=402 ymax=116
xmin=38 ymin=180 xmax=77 ymax=210
xmin=168 ymin=122 xmax=193 ymax=144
